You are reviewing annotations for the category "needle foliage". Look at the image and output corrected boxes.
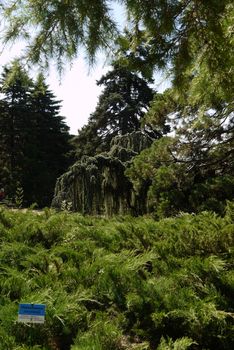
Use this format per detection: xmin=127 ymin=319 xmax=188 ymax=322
xmin=0 ymin=203 xmax=233 ymax=349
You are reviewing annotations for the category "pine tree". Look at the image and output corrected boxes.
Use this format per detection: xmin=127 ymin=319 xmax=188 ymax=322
xmin=0 ymin=63 xmax=72 ymax=207
xmin=28 ymin=73 xmax=72 ymax=206
xmin=73 ymin=64 xmax=155 ymax=158
xmin=0 ymin=61 xmax=33 ymax=197
xmin=2 ymin=1 xmax=233 ymax=106
xmin=126 ymin=88 xmax=234 ymax=217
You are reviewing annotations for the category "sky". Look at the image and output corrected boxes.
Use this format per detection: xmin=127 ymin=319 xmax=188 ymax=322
xmin=0 ymin=3 xmax=125 ymax=135
xmin=0 ymin=45 xmax=169 ymax=136
xmin=0 ymin=3 xmax=169 ymax=135
xmin=0 ymin=42 xmax=112 ymax=135
xmin=46 ymin=57 xmax=110 ymax=135
xmin=0 ymin=45 xmax=169 ymax=135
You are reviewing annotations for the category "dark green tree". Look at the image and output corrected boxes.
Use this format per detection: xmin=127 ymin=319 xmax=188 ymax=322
xmin=0 ymin=63 xmax=72 ymax=207
xmin=25 ymin=73 xmax=72 ymax=206
xmin=126 ymin=89 xmax=234 ymax=217
xmin=2 ymin=1 xmax=233 ymax=109
xmin=73 ymin=65 xmax=156 ymax=158
xmin=3 ymin=1 xmax=233 ymax=215
xmin=0 ymin=99 xmax=13 ymax=194
xmin=0 ymin=61 xmax=33 ymax=196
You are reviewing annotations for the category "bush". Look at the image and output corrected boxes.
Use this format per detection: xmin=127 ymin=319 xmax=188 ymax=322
xmin=0 ymin=204 xmax=233 ymax=349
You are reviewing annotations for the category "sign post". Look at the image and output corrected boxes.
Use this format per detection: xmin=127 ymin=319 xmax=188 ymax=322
xmin=18 ymin=304 xmax=46 ymax=324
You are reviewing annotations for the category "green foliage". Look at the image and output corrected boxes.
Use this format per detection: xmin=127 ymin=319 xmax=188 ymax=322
xmin=59 ymin=65 xmax=158 ymax=217
xmin=127 ymin=110 xmax=234 ymax=217
xmin=2 ymin=0 xmax=117 ymax=69
xmin=0 ymin=61 xmax=73 ymax=207
xmin=73 ymin=65 xmax=156 ymax=159
xmin=2 ymin=1 xmax=233 ymax=220
xmin=157 ymin=336 xmax=196 ymax=350
xmin=61 ymin=200 xmax=73 ymax=212
xmin=0 ymin=204 xmax=233 ymax=349
xmin=2 ymin=1 xmax=233 ymax=110
xmin=119 ymin=1 xmax=233 ymax=219
xmin=53 ymin=131 xmax=154 ymax=216
xmin=14 ymin=184 xmax=24 ymax=208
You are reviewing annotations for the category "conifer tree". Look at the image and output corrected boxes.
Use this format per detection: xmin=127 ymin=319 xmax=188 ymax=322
xmin=126 ymin=88 xmax=234 ymax=217
xmin=73 ymin=64 xmax=155 ymax=158
xmin=28 ymin=73 xmax=72 ymax=206
xmin=0 ymin=61 xmax=33 ymax=196
xmin=2 ymin=1 xmax=233 ymax=109
xmin=0 ymin=63 xmax=72 ymax=207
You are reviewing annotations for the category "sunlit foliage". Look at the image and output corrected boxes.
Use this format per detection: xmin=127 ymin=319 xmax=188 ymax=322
xmin=0 ymin=203 xmax=233 ymax=349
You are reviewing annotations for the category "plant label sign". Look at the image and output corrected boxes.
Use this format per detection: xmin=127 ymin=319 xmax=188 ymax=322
xmin=18 ymin=304 xmax=46 ymax=324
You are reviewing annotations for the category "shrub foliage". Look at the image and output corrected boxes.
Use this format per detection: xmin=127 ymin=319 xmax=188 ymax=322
xmin=0 ymin=204 xmax=233 ymax=349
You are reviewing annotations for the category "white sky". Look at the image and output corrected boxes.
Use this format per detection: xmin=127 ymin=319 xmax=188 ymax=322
xmin=0 ymin=44 xmax=169 ymax=135
xmin=0 ymin=40 xmax=113 ymax=134
xmin=0 ymin=2 xmax=126 ymax=135
xmin=46 ymin=57 xmax=110 ymax=135
xmin=0 ymin=3 xmax=170 ymax=135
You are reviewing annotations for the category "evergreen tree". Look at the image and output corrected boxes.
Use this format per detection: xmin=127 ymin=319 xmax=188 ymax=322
xmin=2 ymin=1 xmax=233 ymax=214
xmin=0 ymin=61 xmax=33 ymax=196
xmin=126 ymin=88 xmax=234 ymax=217
xmin=26 ymin=73 xmax=72 ymax=206
xmin=0 ymin=63 xmax=72 ymax=207
xmin=2 ymin=1 xmax=233 ymax=107
xmin=73 ymin=65 xmax=156 ymax=158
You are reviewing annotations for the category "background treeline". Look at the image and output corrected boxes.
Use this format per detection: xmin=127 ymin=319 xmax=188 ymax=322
xmin=0 ymin=2 xmax=233 ymax=350
xmin=72 ymin=64 xmax=158 ymax=158
xmin=1 ymin=0 xmax=233 ymax=217
xmin=0 ymin=203 xmax=233 ymax=350
xmin=0 ymin=57 xmax=233 ymax=216
xmin=62 ymin=60 xmax=234 ymax=217
xmin=0 ymin=61 xmax=73 ymax=207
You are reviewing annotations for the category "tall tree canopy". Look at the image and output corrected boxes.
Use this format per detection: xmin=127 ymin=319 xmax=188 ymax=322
xmin=2 ymin=1 xmax=233 ymax=102
xmin=2 ymin=1 xmax=233 ymax=144
xmin=0 ymin=61 xmax=33 ymax=196
xmin=126 ymin=88 xmax=234 ymax=217
xmin=0 ymin=61 xmax=72 ymax=207
xmin=2 ymin=1 xmax=233 ymax=216
xmin=24 ymin=73 xmax=72 ymax=206
xmin=73 ymin=64 xmax=156 ymax=158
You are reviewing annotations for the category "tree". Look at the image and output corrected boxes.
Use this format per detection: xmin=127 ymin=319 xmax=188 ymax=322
xmin=3 ymin=1 xmax=233 ymax=215
xmin=0 ymin=63 xmax=72 ymax=207
xmin=53 ymin=131 xmax=154 ymax=215
xmin=126 ymin=89 xmax=234 ymax=217
xmin=0 ymin=99 xmax=14 ymax=193
xmin=73 ymin=64 xmax=156 ymax=158
xmin=54 ymin=65 xmax=161 ymax=215
xmin=111 ymin=1 xmax=234 ymax=217
xmin=0 ymin=61 xmax=33 ymax=196
xmin=2 ymin=0 xmax=118 ymax=69
xmin=2 ymin=1 xmax=233 ymax=107
xmin=25 ymin=73 xmax=73 ymax=206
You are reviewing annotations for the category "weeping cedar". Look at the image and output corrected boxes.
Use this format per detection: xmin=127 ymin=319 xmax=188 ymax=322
xmin=52 ymin=131 xmax=153 ymax=215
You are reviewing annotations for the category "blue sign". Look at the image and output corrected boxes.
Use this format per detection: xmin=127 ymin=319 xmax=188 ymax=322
xmin=18 ymin=304 xmax=46 ymax=323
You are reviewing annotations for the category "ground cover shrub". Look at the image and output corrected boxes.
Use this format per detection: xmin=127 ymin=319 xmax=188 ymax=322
xmin=0 ymin=203 xmax=233 ymax=349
